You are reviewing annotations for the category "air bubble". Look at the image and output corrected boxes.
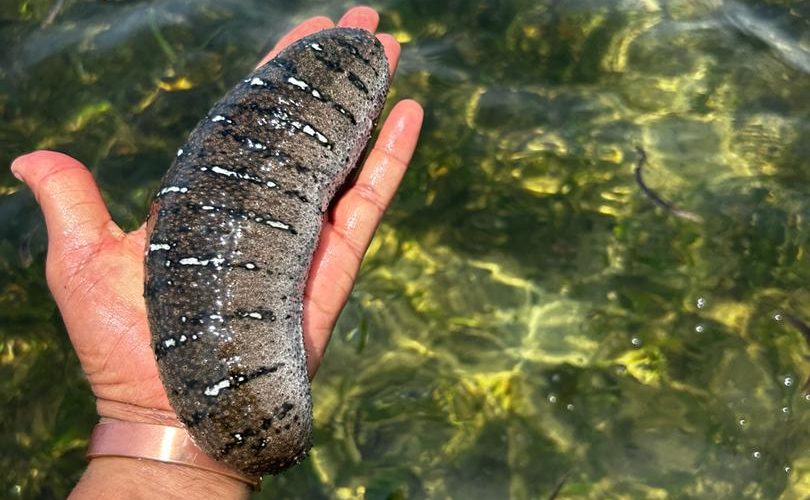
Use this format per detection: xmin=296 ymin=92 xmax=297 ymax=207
xmin=695 ymin=324 xmax=705 ymax=333
xmin=696 ymin=297 xmax=707 ymax=309
xmin=548 ymin=394 xmax=557 ymax=404
xmin=752 ymin=450 xmax=761 ymax=459
xmin=631 ymin=336 xmax=642 ymax=347
xmin=784 ymin=376 xmax=794 ymax=387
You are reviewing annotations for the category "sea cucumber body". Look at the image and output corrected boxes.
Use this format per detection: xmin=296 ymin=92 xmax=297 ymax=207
xmin=143 ymin=28 xmax=389 ymax=476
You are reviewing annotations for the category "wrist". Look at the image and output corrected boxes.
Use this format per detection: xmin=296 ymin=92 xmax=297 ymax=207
xmin=96 ymin=398 xmax=182 ymax=426
xmin=73 ymin=456 xmax=250 ymax=499
xmin=80 ymin=400 xmax=258 ymax=497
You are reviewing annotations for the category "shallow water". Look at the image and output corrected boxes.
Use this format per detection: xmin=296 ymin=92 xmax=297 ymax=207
xmin=2 ymin=0 xmax=810 ymax=498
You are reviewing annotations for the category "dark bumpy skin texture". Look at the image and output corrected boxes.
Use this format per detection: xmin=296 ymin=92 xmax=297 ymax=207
xmin=143 ymin=28 xmax=389 ymax=476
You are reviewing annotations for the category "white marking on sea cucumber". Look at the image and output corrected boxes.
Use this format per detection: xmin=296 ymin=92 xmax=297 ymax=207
xmin=178 ymin=257 xmax=226 ymax=267
xmin=204 ymin=378 xmax=231 ymax=397
xmin=245 ymin=138 xmax=267 ymax=150
xmin=209 ymin=165 xmax=268 ymax=185
xmin=299 ymin=123 xmax=330 ymax=144
xmin=176 ymin=148 xmax=183 ymax=157
xmin=180 ymin=316 xmax=187 ymax=322
xmin=163 ymin=338 xmax=176 ymax=348
xmin=290 ymin=120 xmax=330 ymax=145
xmin=311 ymin=89 xmax=322 ymax=99
xmin=244 ymin=263 xmax=256 ymax=270
xmin=211 ymin=165 xmax=239 ymax=177
xmin=211 ymin=114 xmax=233 ymax=123
xmin=201 ymin=205 xmax=215 ymax=211
xmin=287 ymin=76 xmax=309 ymax=90
xmin=266 ymin=180 xmax=277 ymax=188
xmin=265 ymin=219 xmax=290 ymax=230
xmin=310 ymin=42 xmax=323 ymax=51
xmin=247 ymin=312 xmax=263 ymax=319
xmin=234 ymin=433 xmax=243 ymax=441
xmin=249 ymin=77 xmax=266 ymax=86
xmin=180 ymin=335 xmax=188 ymax=342
xmin=209 ymin=314 xmax=223 ymax=321
xmin=149 ymin=243 xmax=171 ymax=252
xmin=158 ymin=186 xmax=189 ymax=196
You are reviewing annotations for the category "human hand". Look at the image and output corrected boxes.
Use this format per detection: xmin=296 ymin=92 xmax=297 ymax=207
xmin=11 ymin=6 xmax=422 ymax=431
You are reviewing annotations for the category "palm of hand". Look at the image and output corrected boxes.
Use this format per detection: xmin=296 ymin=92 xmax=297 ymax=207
xmin=48 ymin=222 xmax=168 ymax=410
xmin=12 ymin=7 xmax=422 ymax=421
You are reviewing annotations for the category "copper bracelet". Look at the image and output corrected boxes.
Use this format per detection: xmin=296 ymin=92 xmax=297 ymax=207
xmin=86 ymin=420 xmax=260 ymax=489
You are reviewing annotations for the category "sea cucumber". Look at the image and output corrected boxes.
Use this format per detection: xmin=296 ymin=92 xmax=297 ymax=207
xmin=143 ymin=28 xmax=389 ymax=476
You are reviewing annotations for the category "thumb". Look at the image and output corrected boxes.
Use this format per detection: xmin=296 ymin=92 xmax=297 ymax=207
xmin=11 ymin=151 xmax=116 ymax=260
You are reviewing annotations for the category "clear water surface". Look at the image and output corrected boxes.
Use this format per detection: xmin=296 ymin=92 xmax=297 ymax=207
xmin=1 ymin=0 xmax=809 ymax=498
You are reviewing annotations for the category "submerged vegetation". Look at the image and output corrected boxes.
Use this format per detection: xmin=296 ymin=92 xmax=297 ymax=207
xmin=2 ymin=0 xmax=810 ymax=498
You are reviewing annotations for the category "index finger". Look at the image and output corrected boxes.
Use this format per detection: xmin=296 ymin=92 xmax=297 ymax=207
xmin=255 ymin=12 xmax=400 ymax=76
xmin=327 ymin=99 xmax=424 ymax=255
